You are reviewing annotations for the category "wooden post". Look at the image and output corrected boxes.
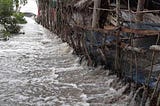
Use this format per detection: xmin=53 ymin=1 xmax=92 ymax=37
xmin=91 ymin=0 xmax=101 ymax=44
xmin=42 ymin=0 xmax=45 ymax=26
xmin=87 ymin=0 xmax=101 ymax=66
xmin=115 ymin=0 xmax=121 ymax=77
xmin=46 ymin=1 xmax=49 ymax=29
xmin=116 ymin=0 xmax=120 ymax=26
xmin=157 ymin=93 xmax=160 ymax=106
xmin=136 ymin=0 xmax=145 ymax=22
xmin=92 ymin=0 xmax=101 ymax=28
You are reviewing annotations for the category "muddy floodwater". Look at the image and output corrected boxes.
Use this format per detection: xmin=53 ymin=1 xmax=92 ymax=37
xmin=0 ymin=17 xmax=130 ymax=106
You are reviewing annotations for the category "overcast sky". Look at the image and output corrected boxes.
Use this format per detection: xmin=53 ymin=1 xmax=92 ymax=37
xmin=20 ymin=0 xmax=38 ymax=15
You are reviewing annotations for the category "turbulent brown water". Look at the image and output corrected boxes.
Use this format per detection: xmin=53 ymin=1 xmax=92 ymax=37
xmin=0 ymin=17 xmax=130 ymax=106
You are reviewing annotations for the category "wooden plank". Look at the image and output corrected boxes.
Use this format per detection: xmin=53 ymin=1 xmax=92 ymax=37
xmin=132 ymin=10 xmax=160 ymax=14
xmin=150 ymin=45 xmax=160 ymax=51
xmin=123 ymin=45 xmax=145 ymax=53
xmin=121 ymin=27 xmax=160 ymax=35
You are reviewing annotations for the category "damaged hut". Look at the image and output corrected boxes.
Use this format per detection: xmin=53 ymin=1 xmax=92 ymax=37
xmin=37 ymin=0 xmax=160 ymax=105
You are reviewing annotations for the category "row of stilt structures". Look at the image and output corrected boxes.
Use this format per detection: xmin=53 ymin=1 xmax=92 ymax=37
xmin=36 ymin=0 xmax=160 ymax=105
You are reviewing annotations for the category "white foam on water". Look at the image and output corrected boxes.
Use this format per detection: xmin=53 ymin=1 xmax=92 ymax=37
xmin=55 ymin=66 xmax=83 ymax=73
xmin=80 ymin=93 xmax=88 ymax=101
xmin=75 ymin=102 xmax=90 ymax=106
xmin=117 ymin=84 xmax=129 ymax=95
xmin=0 ymin=11 xmax=132 ymax=105
xmin=49 ymin=67 xmax=59 ymax=78
xmin=56 ymin=82 xmax=78 ymax=89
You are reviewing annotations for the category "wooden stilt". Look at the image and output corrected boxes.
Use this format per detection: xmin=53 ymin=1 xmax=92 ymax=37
xmin=136 ymin=0 xmax=145 ymax=22
xmin=115 ymin=0 xmax=121 ymax=77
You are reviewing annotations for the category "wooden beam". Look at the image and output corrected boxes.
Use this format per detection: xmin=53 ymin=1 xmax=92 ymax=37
xmin=89 ymin=7 xmax=115 ymax=12
xmin=121 ymin=27 xmax=160 ymax=35
xmin=89 ymin=7 xmax=160 ymax=14
xmin=75 ymin=25 xmax=160 ymax=36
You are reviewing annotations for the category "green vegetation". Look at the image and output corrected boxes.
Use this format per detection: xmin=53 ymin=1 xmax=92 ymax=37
xmin=0 ymin=0 xmax=13 ymax=17
xmin=14 ymin=0 xmax=27 ymax=11
xmin=0 ymin=0 xmax=27 ymax=40
xmin=13 ymin=12 xmax=27 ymax=24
